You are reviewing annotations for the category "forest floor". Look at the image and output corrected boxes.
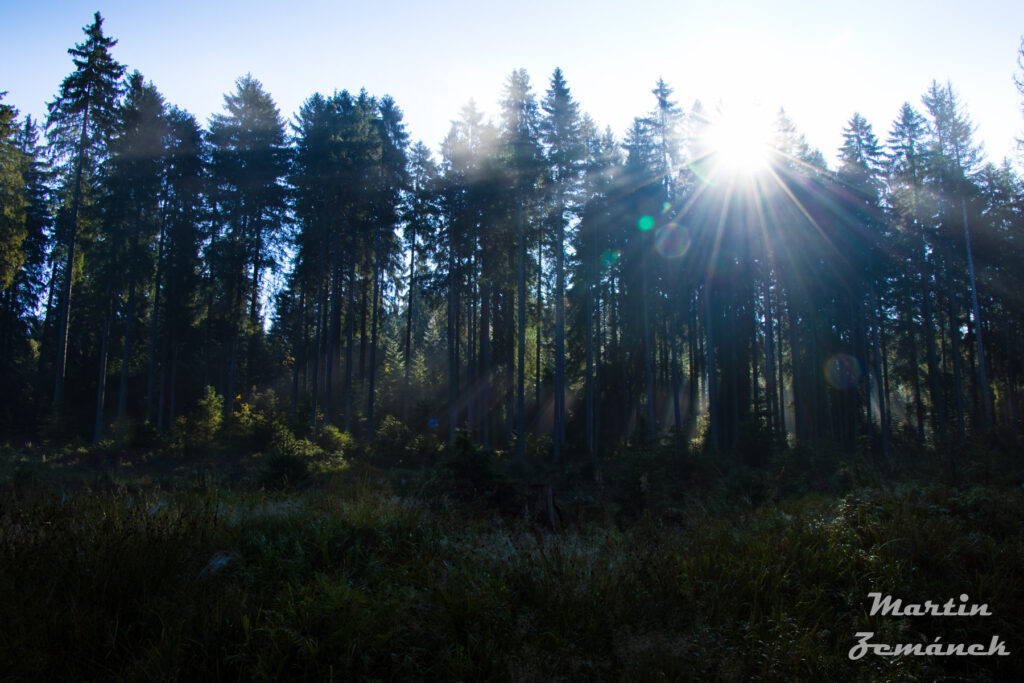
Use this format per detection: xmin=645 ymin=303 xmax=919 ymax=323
xmin=1 ymin=434 xmax=1023 ymax=681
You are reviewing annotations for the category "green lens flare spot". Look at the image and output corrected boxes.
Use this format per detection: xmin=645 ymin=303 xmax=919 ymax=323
xmin=638 ymin=215 xmax=655 ymax=231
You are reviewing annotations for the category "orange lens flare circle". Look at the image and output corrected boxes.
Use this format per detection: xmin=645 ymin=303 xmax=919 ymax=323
xmin=655 ymin=222 xmax=691 ymax=259
xmin=824 ymin=353 xmax=863 ymax=390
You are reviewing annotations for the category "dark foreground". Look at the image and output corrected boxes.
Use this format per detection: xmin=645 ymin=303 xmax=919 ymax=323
xmin=1 ymin=438 xmax=1022 ymax=681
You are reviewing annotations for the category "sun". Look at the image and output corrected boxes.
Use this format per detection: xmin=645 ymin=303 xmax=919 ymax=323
xmin=702 ymin=104 xmax=772 ymax=175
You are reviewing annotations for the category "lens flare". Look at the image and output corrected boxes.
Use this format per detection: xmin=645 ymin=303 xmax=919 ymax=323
xmin=600 ymin=249 xmax=621 ymax=269
xmin=655 ymin=222 xmax=691 ymax=258
xmin=637 ymin=215 xmax=655 ymax=232
xmin=824 ymin=354 xmax=863 ymax=390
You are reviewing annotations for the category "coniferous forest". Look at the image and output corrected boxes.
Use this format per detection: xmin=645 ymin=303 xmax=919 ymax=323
xmin=2 ymin=12 xmax=1024 ymax=681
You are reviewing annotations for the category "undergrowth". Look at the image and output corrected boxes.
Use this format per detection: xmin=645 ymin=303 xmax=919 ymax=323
xmin=1 ymin=472 xmax=1022 ymax=680
xmin=1 ymin=415 xmax=1022 ymax=680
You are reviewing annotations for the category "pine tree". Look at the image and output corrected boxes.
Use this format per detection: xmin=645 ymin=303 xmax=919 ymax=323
xmin=574 ymin=123 xmax=622 ymax=455
xmin=499 ymin=70 xmax=544 ymax=459
xmin=104 ymin=73 xmax=168 ymax=432
xmin=923 ymin=81 xmax=991 ymax=440
xmin=440 ymin=100 xmax=486 ymax=443
xmin=0 ymin=94 xmax=27 ymax=291
xmin=207 ymin=74 xmax=288 ymax=421
xmin=0 ymin=111 xmax=51 ymax=429
xmin=147 ymin=106 xmax=205 ymax=428
xmin=402 ymin=142 xmax=440 ymax=425
xmin=540 ymin=67 xmax=586 ymax=461
xmin=290 ymin=91 xmax=341 ymax=430
xmin=365 ymin=94 xmax=410 ymax=442
xmin=647 ymin=79 xmax=684 ymax=437
xmin=837 ymin=112 xmax=887 ymax=457
xmin=45 ymin=12 xmax=125 ymax=410
xmin=1015 ymin=37 xmax=1024 ymax=154
xmin=886 ymin=102 xmax=941 ymax=442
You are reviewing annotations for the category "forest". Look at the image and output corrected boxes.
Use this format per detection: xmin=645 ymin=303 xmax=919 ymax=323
xmin=1 ymin=11 xmax=1024 ymax=681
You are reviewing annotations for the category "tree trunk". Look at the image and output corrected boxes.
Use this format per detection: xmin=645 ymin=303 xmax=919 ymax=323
xmin=535 ymin=237 xmax=542 ymax=433
xmin=481 ymin=281 xmax=491 ymax=448
xmin=117 ymin=204 xmax=145 ymax=427
xmin=467 ymin=252 xmax=476 ymax=439
xmin=403 ymin=223 xmax=416 ymax=425
xmin=907 ymin=287 xmax=925 ymax=444
xmin=366 ymin=225 xmax=382 ymax=443
xmin=449 ymin=215 xmax=459 ymax=445
xmin=323 ymin=239 xmax=340 ymax=427
xmin=145 ymin=211 xmax=168 ymax=424
xmin=763 ymin=278 xmax=777 ymax=435
xmin=706 ymin=286 xmax=719 ymax=449
xmin=516 ymin=201 xmax=526 ymax=459
xmin=585 ymin=274 xmax=595 ymax=455
xmin=54 ymin=108 xmax=91 ymax=411
xmin=642 ymin=266 xmax=655 ymax=441
xmin=309 ymin=221 xmax=328 ymax=430
xmin=949 ymin=290 xmax=966 ymax=446
xmin=960 ymin=194 xmax=993 ymax=435
xmin=343 ymin=258 xmax=356 ymax=433
xmin=93 ymin=294 xmax=113 ymax=443
xmin=923 ymin=262 xmax=944 ymax=440
xmin=670 ymin=307 xmax=682 ymax=435
xmin=874 ymin=298 xmax=888 ymax=461
xmin=555 ymin=199 xmax=566 ymax=459
xmin=1006 ymin=320 xmax=1018 ymax=438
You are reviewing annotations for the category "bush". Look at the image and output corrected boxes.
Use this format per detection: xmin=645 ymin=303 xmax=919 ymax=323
xmin=231 ymin=404 xmax=290 ymax=456
xmin=317 ymin=424 xmax=356 ymax=456
xmin=371 ymin=415 xmax=411 ymax=466
xmin=259 ymin=429 xmax=321 ymax=489
xmin=194 ymin=386 xmax=224 ymax=441
xmin=172 ymin=386 xmax=224 ymax=454
xmin=429 ymin=432 xmax=518 ymax=512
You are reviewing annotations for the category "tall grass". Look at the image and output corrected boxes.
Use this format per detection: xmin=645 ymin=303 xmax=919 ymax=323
xmin=2 ymin=473 xmax=1022 ymax=681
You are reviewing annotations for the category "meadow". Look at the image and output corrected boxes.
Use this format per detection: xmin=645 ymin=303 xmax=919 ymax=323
xmin=2 ymin=418 xmax=1022 ymax=681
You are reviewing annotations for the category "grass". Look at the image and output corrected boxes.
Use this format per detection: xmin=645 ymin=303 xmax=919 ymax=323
xmin=1 ymin=436 xmax=1023 ymax=680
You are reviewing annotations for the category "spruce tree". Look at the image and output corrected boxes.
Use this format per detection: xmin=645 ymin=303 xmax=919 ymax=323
xmin=147 ymin=106 xmax=205 ymax=428
xmin=541 ymin=67 xmax=586 ymax=461
xmin=923 ymin=81 xmax=991 ymax=439
xmin=402 ymin=142 xmax=440 ymax=425
xmin=499 ymin=70 xmax=543 ymax=460
xmin=886 ymin=102 xmax=940 ymax=441
xmin=0 ymin=94 xmax=27 ymax=292
xmin=838 ymin=112 xmax=887 ymax=456
xmin=207 ymin=74 xmax=288 ymax=420
xmin=105 ymin=73 xmax=168 ymax=431
xmin=45 ymin=11 xmax=124 ymax=410
xmin=0 ymin=112 xmax=51 ymax=429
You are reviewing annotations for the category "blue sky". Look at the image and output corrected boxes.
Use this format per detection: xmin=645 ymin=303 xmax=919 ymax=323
xmin=2 ymin=0 xmax=1023 ymax=166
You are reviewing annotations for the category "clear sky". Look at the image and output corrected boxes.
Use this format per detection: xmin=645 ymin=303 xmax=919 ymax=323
xmin=2 ymin=0 xmax=1023 ymax=167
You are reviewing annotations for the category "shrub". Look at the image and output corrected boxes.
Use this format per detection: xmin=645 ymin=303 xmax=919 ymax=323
xmin=171 ymin=386 xmax=224 ymax=454
xmin=231 ymin=404 xmax=290 ymax=456
xmin=371 ymin=415 xmax=411 ymax=466
xmin=194 ymin=386 xmax=224 ymax=442
xmin=259 ymin=430 xmax=321 ymax=489
xmin=317 ymin=424 xmax=355 ymax=456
